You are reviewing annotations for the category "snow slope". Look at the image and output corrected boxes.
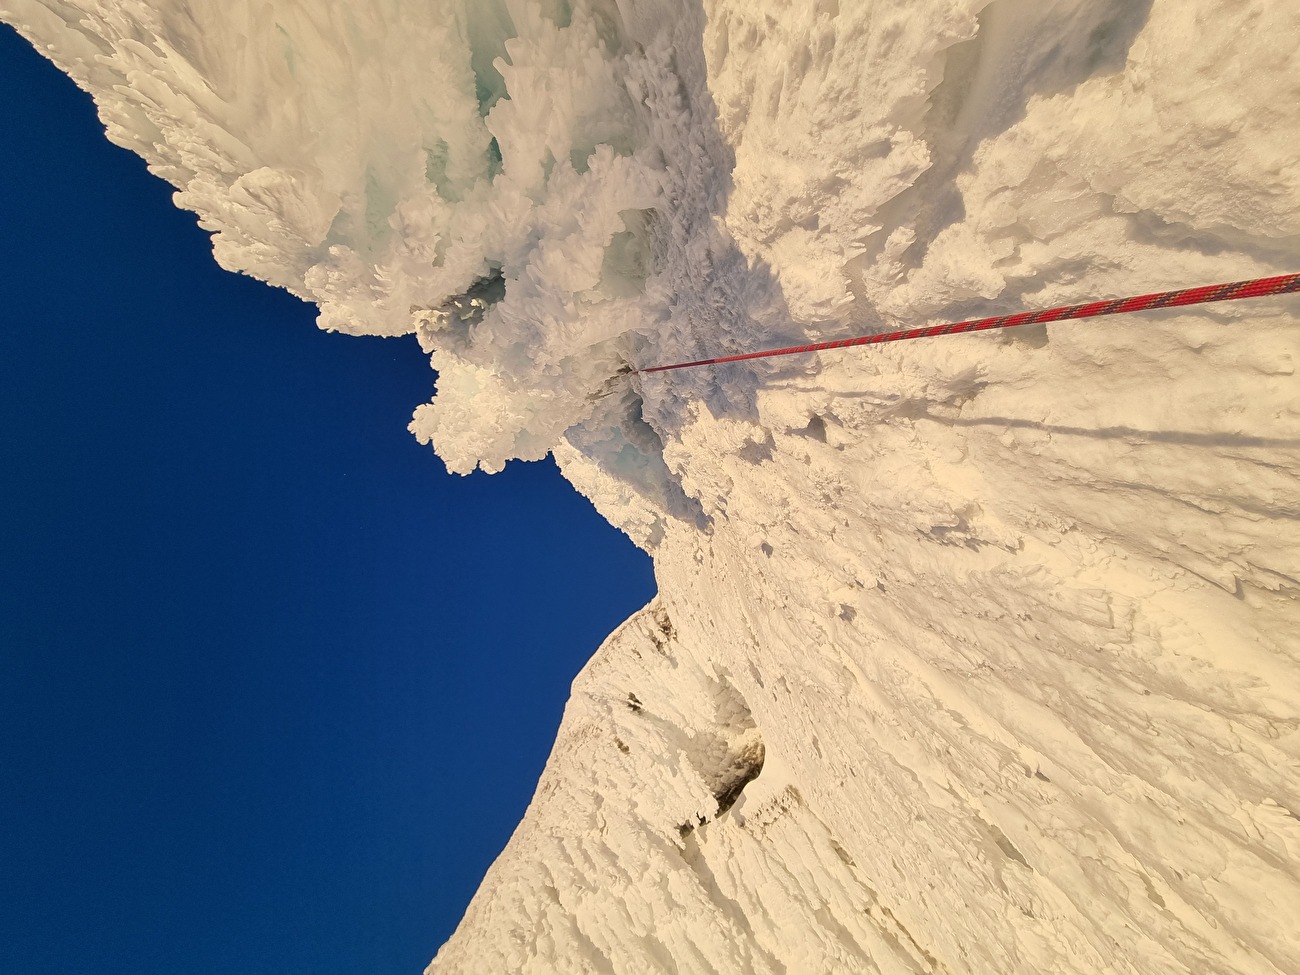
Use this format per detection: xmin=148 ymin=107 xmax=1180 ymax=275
xmin=4 ymin=0 xmax=1298 ymax=971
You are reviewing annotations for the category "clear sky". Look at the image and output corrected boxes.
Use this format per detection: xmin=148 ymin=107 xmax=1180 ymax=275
xmin=0 ymin=24 xmax=655 ymax=975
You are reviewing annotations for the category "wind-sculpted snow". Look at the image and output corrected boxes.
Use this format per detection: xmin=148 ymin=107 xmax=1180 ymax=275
xmin=3 ymin=0 xmax=725 ymax=512
xmin=6 ymin=0 xmax=1299 ymax=972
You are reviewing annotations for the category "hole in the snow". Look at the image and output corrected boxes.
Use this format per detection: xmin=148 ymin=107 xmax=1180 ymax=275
xmin=712 ymin=739 xmax=765 ymax=816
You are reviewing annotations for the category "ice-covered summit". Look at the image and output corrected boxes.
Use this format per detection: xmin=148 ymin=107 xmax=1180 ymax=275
xmin=3 ymin=3 xmax=697 ymax=501
xmin=6 ymin=0 xmax=1300 ymax=971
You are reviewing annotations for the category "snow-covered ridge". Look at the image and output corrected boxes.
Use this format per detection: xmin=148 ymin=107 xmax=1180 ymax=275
xmin=3 ymin=1 xmax=710 ymax=515
xmin=6 ymin=0 xmax=1299 ymax=971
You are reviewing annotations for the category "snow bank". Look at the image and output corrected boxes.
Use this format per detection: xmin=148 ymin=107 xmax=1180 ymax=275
xmin=6 ymin=0 xmax=1300 ymax=971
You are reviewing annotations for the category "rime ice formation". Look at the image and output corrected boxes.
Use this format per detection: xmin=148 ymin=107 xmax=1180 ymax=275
xmin=5 ymin=0 xmax=1299 ymax=972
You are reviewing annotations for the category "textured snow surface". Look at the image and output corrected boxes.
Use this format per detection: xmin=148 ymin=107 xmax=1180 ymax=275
xmin=6 ymin=0 xmax=1299 ymax=971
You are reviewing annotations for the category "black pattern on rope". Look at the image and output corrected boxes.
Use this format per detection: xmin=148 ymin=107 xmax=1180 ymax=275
xmin=640 ymin=273 xmax=1300 ymax=374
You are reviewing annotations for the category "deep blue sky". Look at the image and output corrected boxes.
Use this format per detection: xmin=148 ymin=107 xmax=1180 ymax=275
xmin=0 ymin=24 xmax=655 ymax=975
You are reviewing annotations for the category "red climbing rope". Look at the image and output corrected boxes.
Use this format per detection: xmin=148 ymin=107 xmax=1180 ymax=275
xmin=639 ymin=272 xmax=1300 ymax=374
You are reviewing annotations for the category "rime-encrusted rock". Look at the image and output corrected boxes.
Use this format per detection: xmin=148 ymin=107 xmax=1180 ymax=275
xmin=5 ymin=0 xmax=1298 ymax=971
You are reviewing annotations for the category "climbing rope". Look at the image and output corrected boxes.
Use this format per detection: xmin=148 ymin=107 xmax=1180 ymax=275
xmin=638 ymin=272 xmax=1300 ymax=374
